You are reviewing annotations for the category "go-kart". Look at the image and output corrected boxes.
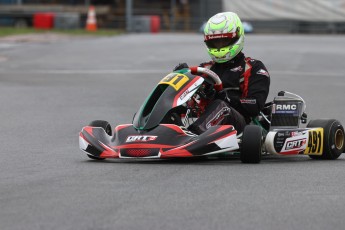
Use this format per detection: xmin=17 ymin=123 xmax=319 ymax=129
xmin=79 ymin=67 xmax=345 ymax=163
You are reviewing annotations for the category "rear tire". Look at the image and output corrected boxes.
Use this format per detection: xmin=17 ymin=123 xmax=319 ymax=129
xmin=307 ymin=119 xmax=344 ymax=160
xmin=87 ymin=120 xmax=112 ymax=160
xmin=240 ymin=125 xmax=262 ymax=163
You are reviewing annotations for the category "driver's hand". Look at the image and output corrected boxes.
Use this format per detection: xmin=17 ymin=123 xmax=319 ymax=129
xmin=200 ymin=84 xmax=216 ymax=99
xmin=173 ymin=63 xmax=189 ymax=71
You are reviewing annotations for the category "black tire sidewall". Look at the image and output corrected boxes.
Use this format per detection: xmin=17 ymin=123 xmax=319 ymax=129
xmin=307 ymin=119 xmax=344 ymax=160
xmin=89 ymin=120 xmax=112 ymax=136
xmin=327 ymin=121 xmax=344 ymax=158
xmin=240 ymin=125 xmax=262 ymax=163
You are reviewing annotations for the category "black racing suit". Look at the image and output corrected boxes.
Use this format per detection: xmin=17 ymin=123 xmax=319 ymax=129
xmin=189 ymin=52 xmax=270 ymax=134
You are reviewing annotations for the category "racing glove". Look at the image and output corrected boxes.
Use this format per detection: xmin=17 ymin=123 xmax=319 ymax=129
xmin=200 ymin=83 xmax=216 ymax=99
xmin=173 ymin=63 xmax=189 ymax=71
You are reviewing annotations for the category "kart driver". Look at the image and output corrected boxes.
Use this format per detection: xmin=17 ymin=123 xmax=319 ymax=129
xmin=174 ymin=12 xmax=270 ymax=135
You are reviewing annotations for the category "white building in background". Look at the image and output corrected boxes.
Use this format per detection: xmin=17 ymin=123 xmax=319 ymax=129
xmin=223 ymin=0 xmax=345 ymax=22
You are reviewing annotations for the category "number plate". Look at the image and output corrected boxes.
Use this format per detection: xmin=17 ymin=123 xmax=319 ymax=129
xmin=304 ymin=128 xmax=324 ymax=155
xmin=159 ymin=73 xmax=189 ymax=91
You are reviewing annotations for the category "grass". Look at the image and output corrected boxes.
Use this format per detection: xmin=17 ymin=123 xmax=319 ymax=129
xmin=0 ymin=27 xmax=122 ymax=37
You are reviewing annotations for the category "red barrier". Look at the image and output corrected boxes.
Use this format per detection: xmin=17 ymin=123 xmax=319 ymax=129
xmin=150 ymin=16 xmax=160 ymax=33
xmin=33 ymin=13 xmax=55 ymax=29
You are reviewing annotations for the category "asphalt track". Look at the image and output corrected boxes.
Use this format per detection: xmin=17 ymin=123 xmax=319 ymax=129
xmin=0 ymin=33 xmax=345 ymax=230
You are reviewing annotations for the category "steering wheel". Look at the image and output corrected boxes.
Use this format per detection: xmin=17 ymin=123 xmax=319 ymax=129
xmin=188 ymin=66 xmax=223 ymax=92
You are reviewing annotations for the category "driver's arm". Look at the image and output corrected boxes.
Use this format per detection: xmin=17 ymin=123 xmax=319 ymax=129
xmin=231 ymin=60 xmax=270 ymax=117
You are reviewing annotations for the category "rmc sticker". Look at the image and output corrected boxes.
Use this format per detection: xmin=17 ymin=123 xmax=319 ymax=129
xmin=304 ymin=128 xmax=324 ymax=155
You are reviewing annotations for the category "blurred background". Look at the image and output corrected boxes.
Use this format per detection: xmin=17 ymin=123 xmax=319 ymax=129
xmin=1 ymin=0 xmax=345 ymax=34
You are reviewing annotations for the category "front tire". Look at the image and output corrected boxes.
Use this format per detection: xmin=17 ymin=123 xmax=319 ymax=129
xmin=87 ymin=120 xmax=112 ymax=160
xmin=89 ymin=120 xmax=112 ymax=136
xmin=307 ymin=119 xmax=344 ymax=160
xmin=87 ymin=154 xmax=105 ymax=161
xmin=240 ymin=125 xmax=263 ymax=163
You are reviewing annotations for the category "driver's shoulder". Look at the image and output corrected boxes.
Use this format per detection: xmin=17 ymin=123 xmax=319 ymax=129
xmin=245 ymin=57 xmax=267 ymax=69
xmin=199 ymin=61 xmax=214 ymax=69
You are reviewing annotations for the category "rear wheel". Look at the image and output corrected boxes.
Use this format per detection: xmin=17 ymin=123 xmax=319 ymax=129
xmin=240 ymin=125 xmax=263 ymax=163
xmin=87 ymin=120 xmax=112 ymax=160
xmin=307 ymin=119 xmax=344 ymax=160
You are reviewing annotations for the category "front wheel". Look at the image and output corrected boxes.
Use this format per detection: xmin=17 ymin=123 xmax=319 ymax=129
xmin=89 ymin=120 xmax=112 ymax=136
xmin=87 ymin=120 xmax=112 ymax=160
xmin=240 ymin=125 xmax=263 ymax=163
xmin=307 ymin=119 xmax=344 ymax=160
xmin=87 ymin=154 xmax=105 ymax=161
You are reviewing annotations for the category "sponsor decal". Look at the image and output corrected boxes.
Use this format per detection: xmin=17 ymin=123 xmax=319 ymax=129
xmin=257 ymin=69 xmax=270 ymax=77
xmin=240 ymin=99 xmax=256 ymax=104
xmin=291 ymin=131 xmax=305 ymax=137
xmin=305 ymin=128 xmax=324 ymax=155
xmin=285 ymin=138 xmax=307 ymax=150
xmin=274 ymin=131 xmax=304 ymax=152
xmin=230 ymin=66 xmax=243 ymax=72
xmin=177 ymin=81 xmax=202 ymax=104
xmin=126 ymin=135 xmax=158 ymax=143
xmin=276 ymin=104 xmax=297 ymax=110
xmin=274 ymin=104 xmax=299 ymax=114
xmin=205 ymin=32 xmax=237 ymax=40
xmin=277 ymin=132 xmax=285 ymax=137
xmin=179 ymin=89 xmax=190 ymax=100
xmin=206 ymin=107 xmax=231 ymax=128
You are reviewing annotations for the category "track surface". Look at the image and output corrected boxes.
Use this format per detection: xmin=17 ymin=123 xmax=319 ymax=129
xmin=0 ymin=34 xmax=345 ymax=230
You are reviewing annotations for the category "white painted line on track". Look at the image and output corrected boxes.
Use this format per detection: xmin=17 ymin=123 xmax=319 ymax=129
xmin=0 ymin=43 xmax=18 ymax=49
xmin=0 ymin=69 xmax=167 ymax=75
xmin=36 ymin=69 xmax=167 ymax=74
xmin=270 ymin=70 xmax=344 ymax=77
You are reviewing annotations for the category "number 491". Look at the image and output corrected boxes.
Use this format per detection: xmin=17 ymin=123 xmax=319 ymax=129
xmin=307 ymin=130 xmax=322 ymax=154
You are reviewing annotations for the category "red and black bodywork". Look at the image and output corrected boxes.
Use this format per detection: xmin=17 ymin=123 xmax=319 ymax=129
xmin=79 ymin=68 xmax=239 ymax=159
xmin=79 ymin=124 xmax=237 ymax=159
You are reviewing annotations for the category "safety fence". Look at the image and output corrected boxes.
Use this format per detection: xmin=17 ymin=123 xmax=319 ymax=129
xmin=0 ymin=0 xmax=221 ymax=32
xmin=223 ymin=0 xmax=345 ymax=34
xmin=89 ymin=0 xmax=222 ymax=32
xmin=1 ymin=0 xmax=345 ymax=33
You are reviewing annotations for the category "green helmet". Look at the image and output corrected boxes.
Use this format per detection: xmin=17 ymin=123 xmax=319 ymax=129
xmin=204 ymin=12 xmax=244 ymax=63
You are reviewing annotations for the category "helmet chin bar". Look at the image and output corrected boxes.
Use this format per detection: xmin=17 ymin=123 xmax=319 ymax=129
xmin=208 ymin=38 xmax=244 ymax=63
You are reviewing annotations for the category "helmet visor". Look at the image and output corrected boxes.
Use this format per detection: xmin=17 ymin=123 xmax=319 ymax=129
xmin=205 ymin=36 xmax=239 ymax=49
xmin=204 ymin=27 xmax=240 ymax=49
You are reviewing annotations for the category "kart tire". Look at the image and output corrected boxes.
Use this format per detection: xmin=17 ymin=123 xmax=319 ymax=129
xmin=89 ymin=120 xmax=112 ymax=136
xmin=87 ymin=120 xmax=112 ymax=160
xmin=240 ymin=125 xmax=262 ymax=163
xmin=307 ymin=119 xmax=345 ymax=160
xmin=87 ymin=154 xmax=105 ymax=161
